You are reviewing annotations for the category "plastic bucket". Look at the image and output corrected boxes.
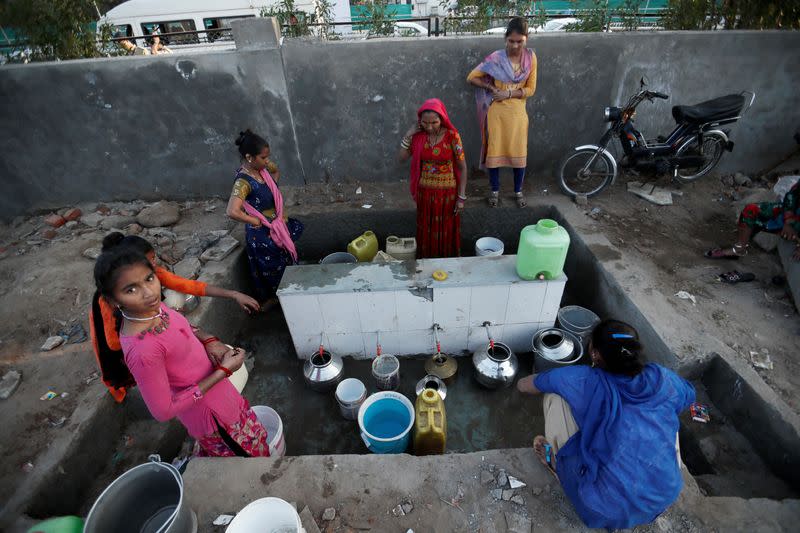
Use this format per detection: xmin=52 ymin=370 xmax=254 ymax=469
xmin=475 ymin=237 xmax=504 ymax=256
xmin=336 ymin=378 xmax=367 ymax=420
xmin=226 ymin=497 xmax=305 ymax=533
xmin=358 ymin=391 xmax=415 ymax=454
xmin=252 ymin=405 xmax=286 ymax=458
xmin=320 ymin=252 xmax=357 ymax=264
xmin=84 ymin=456 xmax=195 ymax=533
xmin=371 ymin=354 xmax=400 ymax=391
xmin=557 ymin=305 xmax=601 ymax=349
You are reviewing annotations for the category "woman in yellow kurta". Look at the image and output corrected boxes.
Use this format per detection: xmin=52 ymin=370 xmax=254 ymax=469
xmin=467 ymin=17 xmax=537 ymax=207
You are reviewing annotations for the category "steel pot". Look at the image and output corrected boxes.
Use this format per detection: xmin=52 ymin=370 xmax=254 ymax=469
xmin=415 ymin=374 xmax=447 ymax=400
xmin=302 ymin=350 xmax=344 ymax=392
xmin=532 ymin=328 xmax=584 ymax=372
xmin=424 ymin=353 xmax=458 ymax=382
xmin=472 ymin=341 xmax=519 ymax=389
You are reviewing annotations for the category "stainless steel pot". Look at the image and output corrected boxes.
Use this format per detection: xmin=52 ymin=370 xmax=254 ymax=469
xmin=415 ymin=374 xmax=447 ymax=400
xmin=84 ymin=454 xmax=196 ymax=533
xmin=302 ymin=349 xmax=344 ymax=392
xmin=532 ymin=328 xmax=584 ymax=372
xmin=472 ymin=341 xmax=519 ymax=389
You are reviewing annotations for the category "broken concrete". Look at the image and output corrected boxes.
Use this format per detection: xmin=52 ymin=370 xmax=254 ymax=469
xmin=136 ymin=201 xmax=180 ymax=228
xmin=627 ymin=181 xmax=674 ymax=206
xmin=200 ymin=235 xmax=239 ymax=262
xmin=0 ymin=370 xmax=21 ymax=400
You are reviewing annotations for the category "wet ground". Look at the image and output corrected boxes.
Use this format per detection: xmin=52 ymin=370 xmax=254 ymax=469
xmin=234 ymin=313 xmax=545 ymax=456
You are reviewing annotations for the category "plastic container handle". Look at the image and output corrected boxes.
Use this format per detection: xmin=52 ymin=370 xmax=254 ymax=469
xmin=360 ymin=432 xmax=374 ymax=451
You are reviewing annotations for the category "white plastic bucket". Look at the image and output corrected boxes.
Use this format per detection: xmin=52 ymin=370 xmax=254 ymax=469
xmin=228 ymin=364 xmax=248 ymax=393
xmin=357 ymin=391 xmax=415 ymax=454
xmin=475 ymin=237 xmax=504 ymax=256
xmin=336 ymin=378 xmax=367 ymax=420
xmin=252 ymin=405 xmax=286 ymax=458
xmin=226 ymin=497 xmax=305 ymax=533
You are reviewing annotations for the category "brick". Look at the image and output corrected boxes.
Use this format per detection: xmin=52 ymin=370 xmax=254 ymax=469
xmin=44 ymin=213 xmax=66 ymax=228
xmin=63 ymin=208 xmax=82 ymax=222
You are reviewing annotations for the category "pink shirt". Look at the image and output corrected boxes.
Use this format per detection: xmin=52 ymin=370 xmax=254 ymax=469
xmin=121 ymin=305 xmax=244 ymax=438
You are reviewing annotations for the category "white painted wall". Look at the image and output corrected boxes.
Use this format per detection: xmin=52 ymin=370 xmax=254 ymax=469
xmin=278 ymin=256 xmax=566 ymax=359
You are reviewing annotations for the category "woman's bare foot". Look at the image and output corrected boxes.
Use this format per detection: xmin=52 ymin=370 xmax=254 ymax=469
xmin=533 ymin=435 xmax=558 ymax=479
xmin=515 ymin=191 xmax=527 ymax=208
xmin=488 ymin=191 xmax=499 ymax=207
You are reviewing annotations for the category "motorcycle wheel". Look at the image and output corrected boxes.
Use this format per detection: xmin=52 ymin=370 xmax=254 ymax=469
xmin=558 ymin=148 xmax=616 ymax=198
xmin=673 ymin=133 xmax=726 ymax=184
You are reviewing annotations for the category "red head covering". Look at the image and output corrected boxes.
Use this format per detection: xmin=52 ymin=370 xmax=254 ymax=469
xmin=409 ymin=98 xmax=462 ymax=200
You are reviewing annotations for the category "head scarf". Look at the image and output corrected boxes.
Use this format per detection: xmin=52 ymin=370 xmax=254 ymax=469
xmin=408 ymin=98 xmax=461 ymax=200
xmin=473 ymin=48 xmax=534 ymax=168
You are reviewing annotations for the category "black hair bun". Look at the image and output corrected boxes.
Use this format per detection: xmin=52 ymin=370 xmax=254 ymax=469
xmin=235 ymin=129 xmax=253 ymax=146
xmin=101 ymin=232 xmax=126 ymax=251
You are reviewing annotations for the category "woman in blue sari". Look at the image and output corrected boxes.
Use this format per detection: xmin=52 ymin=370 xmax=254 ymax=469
xmin=226 ymin=130 xmax=303 ymax=306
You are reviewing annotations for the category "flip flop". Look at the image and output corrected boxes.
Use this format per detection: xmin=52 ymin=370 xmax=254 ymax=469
xmin=533 ymin=435 xmax=558 ymax=479
xmin=704 ymin=247 xmax=740 ymax=260
xmin=718 ymin=271 xmax=755 ymax=284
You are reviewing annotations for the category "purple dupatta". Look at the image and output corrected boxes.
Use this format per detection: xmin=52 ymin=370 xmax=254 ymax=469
xmin=473 ymin=48 xmax=533 ymax=168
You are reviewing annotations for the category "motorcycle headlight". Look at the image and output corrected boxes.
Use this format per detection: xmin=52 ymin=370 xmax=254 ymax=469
xmin=604 ymin=107 xmax=621 ymax=122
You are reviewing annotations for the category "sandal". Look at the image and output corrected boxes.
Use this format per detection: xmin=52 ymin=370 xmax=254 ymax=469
xmin=718 ymin=271 xmax=755 ymax=284
xmin=704 ymin=245 xmax=744 ymax=259
xmin=533 ymin=435 xmax=558 ymax=479
xmin=488 ymin=191 xmax=499 ymax=208
xmin=515 ymin=191 xmax=527 ymax=208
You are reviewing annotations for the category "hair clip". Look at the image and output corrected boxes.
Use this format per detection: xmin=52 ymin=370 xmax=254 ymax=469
xmin=611 ymin=333 xmax=635 ymax=339
xmin=620 ymin=346 xmax=634 ymax=357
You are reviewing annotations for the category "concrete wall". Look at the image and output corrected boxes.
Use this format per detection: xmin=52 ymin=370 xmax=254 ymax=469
xmin=1 ymin=21 xmax=798 ymax=219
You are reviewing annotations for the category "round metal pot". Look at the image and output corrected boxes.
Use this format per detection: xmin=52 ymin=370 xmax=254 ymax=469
xmin=424 ymin=353 xmax=458 ymax=382
xmin=84 ymin=455 xmax=196 ymax=533
xmin=532 ymin=328 xmax=584 ymax=372
xmin=472 ymin=341 xmax=519 ymax=389
xmin=415 ymin=374 xmax=447 ymax=400
xmin=302 ymin=350 xmax=344 ymax=392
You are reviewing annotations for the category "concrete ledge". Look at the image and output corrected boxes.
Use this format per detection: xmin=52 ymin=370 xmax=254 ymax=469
xmin=231 ymin=17 xmax=282 ymax=50
xmin=182 ymin=449 xmax=800 ymax=533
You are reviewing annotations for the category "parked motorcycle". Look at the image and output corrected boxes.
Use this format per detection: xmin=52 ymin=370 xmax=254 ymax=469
xmin=557 ymin=78 xmax=755 ymax=198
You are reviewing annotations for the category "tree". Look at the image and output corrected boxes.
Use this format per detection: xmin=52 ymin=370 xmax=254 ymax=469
xmin=619 ymin=0 xmax=643 ymax=31
xmin=361 ymin=0 xmax=394 ymax=38
xmin=1 ymin=0 xmax=111 ymax=61
xmin=566 ymin=0 xmax=610 ymax=32
xmin=261 ymin=0 xmax=312 ymax=38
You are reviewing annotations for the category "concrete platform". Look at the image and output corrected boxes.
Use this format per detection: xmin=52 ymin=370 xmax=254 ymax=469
xmin=182 ymin=449 xmax=800 ymax=532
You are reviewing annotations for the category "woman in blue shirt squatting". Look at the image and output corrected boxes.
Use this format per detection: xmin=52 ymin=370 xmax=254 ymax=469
xmin=516 ymin=319 xmax=696 ymax=530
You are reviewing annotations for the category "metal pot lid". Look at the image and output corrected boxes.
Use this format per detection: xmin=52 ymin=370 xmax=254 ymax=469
xmin=424 ymin=353 xmax=458 ymax=380
xmin=415 ymin=374 xmax=447 ymax=400
xmin=533 ymin=328 xmax=576 ymax=361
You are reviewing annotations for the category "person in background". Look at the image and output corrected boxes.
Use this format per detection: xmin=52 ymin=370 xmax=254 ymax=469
xmin=398 ymin=98 xmax=467 ymax=258
xmin=516 ymin=319 xmax=695 ymax=529
xmin=226 ymin=129 xmax=303 ymax=306
xmin=89 ymin=233 xmax=259 ymax=403
xmin=467 ymin=16 xmax=537 ymax=208
xmin=94 ymin=240 xmax=270 ymax=457
xmin=149 ymin=29 xmax=172 ymax=55
xmin=705 ymin=179 xmax=800 ymax=261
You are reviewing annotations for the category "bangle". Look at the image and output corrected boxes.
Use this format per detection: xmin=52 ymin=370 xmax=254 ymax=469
xmin=215 ymin=364 xmax=233 ymax=377
xmin=201 ymin=336 xmax=220 ymax=346
xmin=457 ymin=194 xmax=467 ymax=201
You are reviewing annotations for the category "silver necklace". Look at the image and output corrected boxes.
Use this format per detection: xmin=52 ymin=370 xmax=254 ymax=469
xmin=120 ymin=309 xmax=164 ymax=322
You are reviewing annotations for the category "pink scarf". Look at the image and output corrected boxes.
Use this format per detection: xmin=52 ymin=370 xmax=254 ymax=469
xmin=242 ymin=169 xmax=298 ymax=264
xmin=409 ymin=98 xmax=462 ymax=201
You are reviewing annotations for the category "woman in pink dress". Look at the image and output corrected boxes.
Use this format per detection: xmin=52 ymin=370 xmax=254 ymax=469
xmin=93 ymin=237 xmax=270 ymax=457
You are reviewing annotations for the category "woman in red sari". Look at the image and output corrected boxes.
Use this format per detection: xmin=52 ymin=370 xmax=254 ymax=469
xmin=399 ymin=98 xmax=468 ymax=258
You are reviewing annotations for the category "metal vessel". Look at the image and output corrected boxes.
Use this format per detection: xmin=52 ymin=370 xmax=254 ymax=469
xmin=532 ymin=328 xmax=584 ymax=372
xmin=302 ymin=349 xmax=344 ymax=392
xmin=415 ymin=374 xmax=447 ymax=401
xmin=472 ymin=341 xmax=519 ymax=389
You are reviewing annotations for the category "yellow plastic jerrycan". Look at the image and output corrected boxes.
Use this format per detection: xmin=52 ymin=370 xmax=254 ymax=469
xmin=347 ymin=230 xmax=379 ymax=262
xmin=413 ymin=389 xmax=447 ymax=455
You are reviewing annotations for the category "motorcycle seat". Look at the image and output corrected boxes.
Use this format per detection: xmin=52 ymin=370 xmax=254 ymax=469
xmin=672 ymin=94 xmax=745 ymax=124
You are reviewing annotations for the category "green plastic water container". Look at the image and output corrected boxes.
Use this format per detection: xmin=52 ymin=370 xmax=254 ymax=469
xmin=516 ymin=219 xmax=570 ymax=280
xmin=27 ymin=516 xmax=84 ymax=533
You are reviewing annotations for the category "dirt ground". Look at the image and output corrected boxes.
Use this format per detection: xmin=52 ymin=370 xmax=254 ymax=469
xmin=1 ymin=163 xmax=798 ymax=525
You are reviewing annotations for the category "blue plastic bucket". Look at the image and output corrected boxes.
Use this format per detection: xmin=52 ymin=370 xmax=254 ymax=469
xmin=357 ymin=391 xmax=415 ymax=454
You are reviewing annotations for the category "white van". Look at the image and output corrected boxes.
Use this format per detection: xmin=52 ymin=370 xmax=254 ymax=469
xmin=100 ymin=0 xmax=349 ymax=50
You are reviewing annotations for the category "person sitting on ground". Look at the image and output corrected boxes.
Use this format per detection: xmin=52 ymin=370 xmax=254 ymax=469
xmin=706 ymin=179 xmax=800 ymax=261
xmin=93 ymin=240 xmax=271 ymax=457
xmin=516 ymin=319 xmax=696 ymax=530
xmin=89 ymin=233 xmax=259 ymax=403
